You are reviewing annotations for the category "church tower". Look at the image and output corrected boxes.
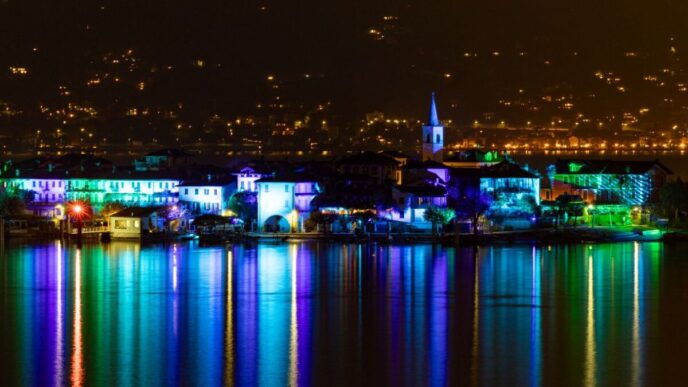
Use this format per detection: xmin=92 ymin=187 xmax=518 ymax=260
xmin=422 ymin=92 xmax=444 ymax=162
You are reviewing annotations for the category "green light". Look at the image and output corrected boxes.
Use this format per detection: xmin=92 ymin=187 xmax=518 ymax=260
xmin=568 ymin=162 xmax=584 ymax=173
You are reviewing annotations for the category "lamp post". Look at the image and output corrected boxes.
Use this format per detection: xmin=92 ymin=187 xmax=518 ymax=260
xmin=73 ymin=204 xmax=83 ymax=238
xmin=67 ymin=201 xmax=90 ymax=240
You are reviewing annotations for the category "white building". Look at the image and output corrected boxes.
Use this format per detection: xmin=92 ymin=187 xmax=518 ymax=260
xmin=109 ymin=207 xmax=165 ymax=239
xmin=256 ymin=175 xmax=319 ymax=232
xmin=178 ymin=176 xmax=235 ymax=215
xmin=422 ymin=93 xmax=444 ymax=162
xmin=234 ymin=167 xmax=269 ymax=193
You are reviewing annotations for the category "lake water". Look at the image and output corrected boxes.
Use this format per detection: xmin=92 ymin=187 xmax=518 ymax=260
xmin=1 ymin=240 xmax=688 ymax=386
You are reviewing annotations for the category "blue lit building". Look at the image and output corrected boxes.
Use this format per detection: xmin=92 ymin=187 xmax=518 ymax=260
xmin=178 ymin=176 xmax=236 ymax=215
xmin=256 ymin=174 xmax=320 ymax=232
xmin=545 ymin=159 xmax=672 ymax=206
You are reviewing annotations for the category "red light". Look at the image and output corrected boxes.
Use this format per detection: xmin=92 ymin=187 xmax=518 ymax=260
xmin=68 ymin=201 xmax=91 ymax=221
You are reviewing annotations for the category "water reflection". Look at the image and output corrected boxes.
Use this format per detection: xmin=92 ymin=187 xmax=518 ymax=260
xmin=0 ymin=240 xmax=687 ymax=386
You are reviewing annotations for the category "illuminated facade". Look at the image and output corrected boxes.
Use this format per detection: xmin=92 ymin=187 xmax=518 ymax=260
xmin=109 ymin=207 xmax=165 ymax=239
xmin=389 ymin=185 xmax=447 ymax=229
xmin=178 ymin=177 xmax=235 ymax=215
xmin=0 ymin=173 xmax=181 ymax=214
xmin=234 ymin=167 xmax=269 ymax=193
xmin=256 ymin=175 xmax=320 ymax=232
xmin=545 ymin=160 xmax=672 ymax=206
xmin=421 ymin=93 xmax=444 ymax=162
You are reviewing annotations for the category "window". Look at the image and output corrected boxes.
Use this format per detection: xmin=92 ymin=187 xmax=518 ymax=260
xmin=134 ymin=220 xmax=140 ymax=228
xmin=426 ymin=134 xmax=431 ymax=143
xmin=285 ymin=199 xmax=289 ymax=208
xmin=213 ymin=189 xmax=217 ymax=195
xmin=240 ymin=181 xmax=245 ymax=189
xmin=436 ymin=134 xmax=441 ymax=143
xmin=32 ymin=181 xmax=36 ymax=188
xmin=184 ymin=188 xmax=188 ymax=195
xmin=285 ymin=184 xmax=289 ymax=192
xmin=204 ymin=189 xmax=209 ymax=195
xmin=265 ymin=185 xmax=269 ymax=192
xmin=194 ymin=188 xmax=199 ymax=195
xmin=114 ymin=220 xmax=128 ymax=229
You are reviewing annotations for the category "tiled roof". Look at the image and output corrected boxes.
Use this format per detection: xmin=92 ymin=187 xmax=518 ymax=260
xmin=553 ymin=159 xmax=673 ymax=175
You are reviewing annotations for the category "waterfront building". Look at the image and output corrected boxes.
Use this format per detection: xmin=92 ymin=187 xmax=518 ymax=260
xmin=65 ymin=172 xmax=180 ymax=210
xmin=109 ymin=206 xmax=165 ymax=239
xmin=178 ymin=176 xmax=235 ymax=215
xmin=443 ymin=149 xmax=504 ymax=169
xmin=337 ymin=151 xmax=402 ymax=185
xmin=0 ymin=169 xmax=181 ymax=214
xmin=388 ymin=185 xmax=447 ymax=230
xmin=256 ymin=174 xmax=320 ymax=232
xmin=134 ymin=149 xmax=194 ymax=171
xmin=422 ymin=93 xmax=444 ymax=162
xmin=401 ymin=159 xmax=450 ymax=185
xmin=450 ymin=161 xmax=540 ymax=230
xmin=234 ymin=166 xmax=270 ymax=193
xmin=545 ymin=159 xmax=672 ymax=205
xmin=543 ymin=159 xmax=673 ymax=226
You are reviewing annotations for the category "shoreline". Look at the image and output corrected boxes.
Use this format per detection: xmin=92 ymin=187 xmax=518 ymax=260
xmin=4 ymin=226 xmax=687 ymax=246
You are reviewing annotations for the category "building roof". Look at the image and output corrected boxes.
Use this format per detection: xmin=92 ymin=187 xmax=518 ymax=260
xmin=1 ymin=168 xmax=184 ymax=181
xmin=111 ymin=206 xmax=164 ymax=218
xmin=395 ymin=185 xmax=446 ymax=197
xmin=379 ymin=150 xmax=410 ymax=160
xmin=427 ymin=92 xmax=440 ymax=126
xmin=451 ymin=161 xmax=539 ymax=179
xmin=403 ymin=159 xmax=448 ymax=170
xmin=552 ymin=159 xmax=673 ymax=175
xmin=146 ymin=148 xmax=192 ymax=157
xmin=255 ymin=172 xmax=318 ymax=184
xmin=338 ymin=151 xmax=400 ymax=166
xmin=444 ymin=149 xmax=503 ymax=164
xmin=178 ymin=176 xmax=235 ymax=187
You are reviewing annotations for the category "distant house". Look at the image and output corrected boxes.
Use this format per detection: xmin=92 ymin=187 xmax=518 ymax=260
xmin=402 ymin=159 xmax=450 ymax=186
xmin=233 ymin=166 xmax=271 ymax=193
xmin=178 ymin=176 xmax=235 ymax=215
xmin=546 ymin=159 xmax=672 ymax=205
xmin=389 ymin=184 xmax=448 ymax=230
xmin=337 ymin=152 xmax=402 ymax=185
xmin=256 ymin=174 xmax=320 ymax=232
xmin=135 ymin=149 xmax=193 ymax=171
xmin=450 ymin=160 xmax=540 ymax=229
xmin=109 ymin=207 xmax=165 ymax=239
xmin=443 ymin=149 xmax=504 ymax=169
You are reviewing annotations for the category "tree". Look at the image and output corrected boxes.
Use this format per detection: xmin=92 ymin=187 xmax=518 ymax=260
xmin=0 ymin=194 xmax=27 ymax=218
xmin=453 ymin=186 xmax=492 ymax=234
xmin=554 ymin=194 xmax=584 ymax=227
xmin=100 ymin=202 xmax=126 ymax=218
xmin=659 ymin=179 xmax=688 ymax=223
xmin=423 ymin=206 xmax=455 ymax=236
xmin=228 ymin=191 xmax=257 ymax=224
xmin=308 ymin=211 xmax=338 ymax=233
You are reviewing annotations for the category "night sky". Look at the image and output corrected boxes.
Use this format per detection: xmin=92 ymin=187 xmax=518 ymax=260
xmin=1 ymin=1 xmax=687 ymax=131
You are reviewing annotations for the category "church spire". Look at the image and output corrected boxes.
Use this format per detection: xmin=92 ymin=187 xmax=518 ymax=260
xmin=428 ymin=92 xmax=440 ymax=126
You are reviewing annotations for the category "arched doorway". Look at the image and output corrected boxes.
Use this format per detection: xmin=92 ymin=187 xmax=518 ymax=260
xmin=264 ymin=215 xmax=291 ymax=232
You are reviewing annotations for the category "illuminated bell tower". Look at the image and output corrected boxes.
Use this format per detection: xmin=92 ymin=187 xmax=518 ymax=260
xmin=422 ymin=92 xmax=444 ymax=162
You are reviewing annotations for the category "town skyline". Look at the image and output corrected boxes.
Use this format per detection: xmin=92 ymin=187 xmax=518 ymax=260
xmin=2 ymin=2 xmax=688 ymax=155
